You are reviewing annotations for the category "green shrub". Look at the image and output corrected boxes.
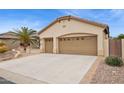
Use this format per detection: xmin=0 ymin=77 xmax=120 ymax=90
xmin=105 ymin=56 xmax=123 ymax=67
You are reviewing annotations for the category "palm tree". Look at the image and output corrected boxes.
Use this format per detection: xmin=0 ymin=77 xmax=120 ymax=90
xmin=10 ymin=27 xmax=39 ymax=53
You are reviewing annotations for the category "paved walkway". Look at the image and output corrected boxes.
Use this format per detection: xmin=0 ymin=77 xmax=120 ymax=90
xmin=0 ymin=54 xmax=97 ymax=84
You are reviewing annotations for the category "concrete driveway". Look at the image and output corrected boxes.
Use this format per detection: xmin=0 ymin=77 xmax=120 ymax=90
xmin=0 ymin=54 xmax=97 ymax=84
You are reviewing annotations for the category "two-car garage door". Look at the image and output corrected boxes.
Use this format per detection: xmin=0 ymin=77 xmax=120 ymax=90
xmin=45 ymin=36 xmax=97 ymax=56
xmin=59 ymin=36 xmax=97 ymax=56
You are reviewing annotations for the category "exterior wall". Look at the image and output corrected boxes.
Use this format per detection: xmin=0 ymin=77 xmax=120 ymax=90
xmin=39 ymin=19 xmax=106 ymax=56
xmin=40 ymin=38 xmax=45 ymax=52
xmin=103 ymin=32 xmax=109 ymax=57
xmin=104 ymin=38 xmax=109 ymax=57
xmin=53 ymin=37 xmax=59 ymax=53
xmin=122 ymin=39 xmax=124 ymax=59
xmin=0 ymin=39 xmax=20 ymax=49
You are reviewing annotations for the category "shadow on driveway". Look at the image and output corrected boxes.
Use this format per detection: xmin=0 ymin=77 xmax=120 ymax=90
xmin=0 ymin=77 xmax=15 ymax=84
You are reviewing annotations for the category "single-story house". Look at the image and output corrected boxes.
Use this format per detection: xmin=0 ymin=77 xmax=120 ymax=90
xmin=38 ymin=15 xmax=109 ymax=57
xmin=0 ymin=32 xmax=19 ymax=49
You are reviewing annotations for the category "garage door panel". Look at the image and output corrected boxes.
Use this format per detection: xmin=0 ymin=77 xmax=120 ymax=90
xmin=59 ymin=36 xmax=97 ymax=55
xmin=45 ymin=38 xmax=53 ymax=53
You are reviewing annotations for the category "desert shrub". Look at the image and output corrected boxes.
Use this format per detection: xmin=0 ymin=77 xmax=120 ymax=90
xmin=0 ymin=42 xmax=8 ymax=53
xmin=105 ymin=56 xmax=123 ymax=67
xmin=0 ymin=41 xmax=6 ymax=46
xmin=0 ymin=46 xmax=8 ymax=53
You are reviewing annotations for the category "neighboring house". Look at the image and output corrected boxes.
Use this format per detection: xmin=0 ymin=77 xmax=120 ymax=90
xmin=39 ymin=15 xmax=109 ymax=57
xmin=0 ymin=32 xmax=40 ymax=49
xmin=0 ymin=32 xmax=19 ymax=49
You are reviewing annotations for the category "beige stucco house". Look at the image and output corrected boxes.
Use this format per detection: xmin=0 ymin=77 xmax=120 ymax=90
xmin=0 ymin=32 xmax=20 ymax=49
xmin=38 ymin=16 xmax=109 ymax=57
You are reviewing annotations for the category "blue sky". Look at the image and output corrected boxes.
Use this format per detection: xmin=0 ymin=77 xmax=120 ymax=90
xmin=0 ymin=9 xmax=124 ymax=37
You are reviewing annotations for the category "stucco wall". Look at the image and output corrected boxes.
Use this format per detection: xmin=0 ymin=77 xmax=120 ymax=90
xmin=103 ymin=32 xmax=109 ymax=57
xmin=104 ymin=39 xmax=109 ymax=57
xmin=122 ymin=39 xmax=124 ymax=59
xmin=40 ymin=39 xmax=45 ymax=52
xmin=0 ymin=39 xmax=20 ymax=49
xmin=39 ymin=19 xmax=107 ymax=56
xmin=39 ymin=20 xmax=104 ymax=37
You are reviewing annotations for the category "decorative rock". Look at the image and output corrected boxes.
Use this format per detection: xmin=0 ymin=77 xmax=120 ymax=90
xmin=90 ymin=60 xmax=124 ymax=84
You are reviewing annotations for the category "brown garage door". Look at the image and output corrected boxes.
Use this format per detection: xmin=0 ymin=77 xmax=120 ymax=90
xmin=59 ymin=36 xmax=97 ymax=55
xmin=45 ymin=38 xmax=53 ymax=53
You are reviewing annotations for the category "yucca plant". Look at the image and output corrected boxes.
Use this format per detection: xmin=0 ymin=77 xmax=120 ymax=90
xmin=10 ymin=27 xmax=39 ymax=52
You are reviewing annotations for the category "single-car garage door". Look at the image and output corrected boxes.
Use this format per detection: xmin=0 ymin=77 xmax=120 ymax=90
xmin=45 ymin=38 xmax=53 ymax=53
xmin=59 ymin=36 xmax=97 ymax=55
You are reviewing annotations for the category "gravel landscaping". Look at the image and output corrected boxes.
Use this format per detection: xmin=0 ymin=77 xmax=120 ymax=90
xmin=90 ymin=59 xmax=124 ymax=84
xmin=0 ymin=49 xmax=40 ymax=62
xmin=0 ymin=51 xmax=16 ymax=62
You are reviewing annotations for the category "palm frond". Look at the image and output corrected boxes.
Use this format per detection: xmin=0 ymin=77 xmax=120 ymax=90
xmin=10 ymin=26 xmax=39 ymax=48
